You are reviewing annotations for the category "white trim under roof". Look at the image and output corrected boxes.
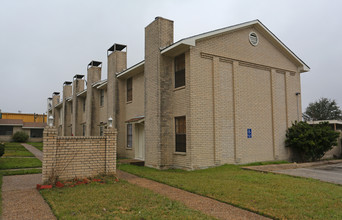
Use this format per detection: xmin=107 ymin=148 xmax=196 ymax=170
xmin=92 ymin=79 xmax=107 ymax=88
xmin=116 ymin=61 xmax=145 ymax=79
xmin=161 ymin=20 xmax=310 ymax=73
xmin=77 ymin=89 xmax=87 ymax=97
xmin=307 ymin=120 xmax=342 ymax=125
xmin=97 ymin=80 xmax=107 ymax=89
xmin=55 ymin=102 xmax=63 ymax=108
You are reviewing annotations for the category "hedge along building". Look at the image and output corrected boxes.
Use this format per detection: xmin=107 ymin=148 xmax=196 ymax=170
xmin=47 ymin=17 xmax=309 ymax=169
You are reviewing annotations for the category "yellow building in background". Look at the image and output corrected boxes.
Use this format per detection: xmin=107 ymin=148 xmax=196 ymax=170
xmin=0 ymin=112 xmax=47 ymax=123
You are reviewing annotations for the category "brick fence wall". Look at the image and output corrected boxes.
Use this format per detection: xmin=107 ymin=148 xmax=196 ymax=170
xmin=42 ymin=126 xmax=116 ymax=183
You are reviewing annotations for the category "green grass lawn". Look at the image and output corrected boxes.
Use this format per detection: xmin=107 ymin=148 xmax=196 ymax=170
xmin=27 ymin=142 xmax=43 ymax=151
xmin=119 ymin=164 xmax=342 ymax=220
xmin=0 ymin=158 xmax=42 ymax=170
xmin=3 ymin=142 xmax=34 ymax=157
xmin=41 ymin=176 xmax=215 ymax=220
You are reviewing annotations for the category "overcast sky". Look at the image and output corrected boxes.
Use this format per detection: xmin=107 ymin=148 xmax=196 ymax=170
xmin=0 ymin=0 xmax=341 ymax=114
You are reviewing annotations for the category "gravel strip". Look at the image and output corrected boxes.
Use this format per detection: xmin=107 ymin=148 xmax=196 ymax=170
xmin=21 ymin=143 xmax=43 ymax=161
xmin=117 ymin=170 xmax=270 ymax=220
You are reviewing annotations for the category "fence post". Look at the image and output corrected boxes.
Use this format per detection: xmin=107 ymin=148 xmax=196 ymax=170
xmin=42 ymin=126 xmax=57 ymax=183
xmin=104 ymin=127 xmax=117 ymax=174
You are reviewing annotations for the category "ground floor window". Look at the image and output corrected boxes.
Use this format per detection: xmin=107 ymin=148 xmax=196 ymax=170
xmin=0 ymin=126 xmax=13 ymax=135
xmin=127 ymin=124 xmax=132 ymax=148
xmin=175 ymin=116 xmax=186 ymax=152
xmin=30 ymin=129 xmax=43 ymax=138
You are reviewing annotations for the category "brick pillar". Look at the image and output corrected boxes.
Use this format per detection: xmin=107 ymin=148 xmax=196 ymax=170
xmin=104 ymin=128 xmax=117 ymax=174
xmin=42 ymin=126 xmax=57 ymax=183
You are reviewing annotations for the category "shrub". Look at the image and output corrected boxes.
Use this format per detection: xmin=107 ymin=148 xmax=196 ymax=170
xmin=12 ymin=131 xmax=29 ymax=143
xmin=0 ymin=143 xmax=4 ymax=157
xmin=286 ymin=121 xmax=340 ymax=162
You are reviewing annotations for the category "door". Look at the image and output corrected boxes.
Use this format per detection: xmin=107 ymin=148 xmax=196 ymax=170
xmin=135 ymin=123 xmax=145 ymax=160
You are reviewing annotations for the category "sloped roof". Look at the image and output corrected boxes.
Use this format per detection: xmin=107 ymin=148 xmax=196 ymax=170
xmin=0 ymin=119 xmax=23 ymax=126
xmin=161 ymin=19 xmax=310 ymax=73
xmin=23 ymin=122 xmax=47 ymax=129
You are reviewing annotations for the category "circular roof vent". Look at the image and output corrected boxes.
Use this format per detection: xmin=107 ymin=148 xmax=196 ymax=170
xmin=249 ymin=32 xmax=259 ymax=46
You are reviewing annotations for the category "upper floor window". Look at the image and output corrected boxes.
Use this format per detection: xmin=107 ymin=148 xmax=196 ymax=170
xmin=99 ymin=126 xmax=104 ymax=136
xmin=175 ymin=54 xmax=185 ymax=88
xmin=100 ymin=90 xmax=104 ymax=107
xmin=127 ymin=77 xmax=132 ymax=102
xmin=83 ymin=99 xmax=86 ymax=112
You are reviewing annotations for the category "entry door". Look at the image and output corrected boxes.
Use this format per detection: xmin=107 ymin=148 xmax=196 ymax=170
xmin=135 ymin=123 xmax=145 ymax=160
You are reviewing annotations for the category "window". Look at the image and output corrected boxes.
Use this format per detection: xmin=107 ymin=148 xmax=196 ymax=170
xmin=0 ymin=126 xmax=13 ymax=135
xmin=174 ymin=54 xmax=185 ymax=88
xmin=99 ymin=126 xmax=104 ymax=136
xmin=100 ymin=90 xmax=104 ymax=107
xmin=127 ymin=124 xmax=132 ymax=148
xmin=249 ymin=32 xmax=259 ymax=46
xmin=30 ymin=129 xmax=43 ymax=138
xmin=127 ymin=77 xmax=132 ymax=102
xmin=82 ymin=124 xmax=86 ymax=136
xmin=175 ymin=116 xmax=186 ymax=152
xmin=83 ymin=99 xmax=86 ymax=112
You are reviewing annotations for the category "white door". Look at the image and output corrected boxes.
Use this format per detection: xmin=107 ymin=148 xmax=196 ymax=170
xmin=135 ymin=123 xmax=145 ymax=160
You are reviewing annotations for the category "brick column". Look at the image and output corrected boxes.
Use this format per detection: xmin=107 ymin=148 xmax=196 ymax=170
xmin=42 ymin=126 xmax=57 ymax=183
xmin=104 ymin=128 xmax=117 ymax=174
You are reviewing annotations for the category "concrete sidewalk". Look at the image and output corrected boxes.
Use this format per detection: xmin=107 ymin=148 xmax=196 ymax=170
xmin=2 ymin=174 xmax=56 ymax=220
xmin=1 ymin=144 xmax=56 ymax=220
xmin=21 ymin=143 xmax=43 ymax=161
xmin=117 ymin=170 xmax=270 ymax=220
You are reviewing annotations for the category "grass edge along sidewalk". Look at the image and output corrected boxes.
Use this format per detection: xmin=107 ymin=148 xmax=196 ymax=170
xmin=40 ymin=176 xmax=216 ymax=220
xmin=118 ymin=163 xmax=342 ymax=220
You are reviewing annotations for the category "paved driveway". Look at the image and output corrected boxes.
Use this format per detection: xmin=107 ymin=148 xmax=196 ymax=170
xmin=274 ymin=163 xmax=342 ymax=185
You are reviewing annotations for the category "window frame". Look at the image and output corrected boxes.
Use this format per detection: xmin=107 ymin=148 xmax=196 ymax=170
xmin=127 ymin=124 xmax=132 ymax=148
xmin=174 ymin=53 xmax=185 ymax=88
xmin=83 ymin=99 xmax=86 ymax=112
xmin=99 ymin=126 xmax=104 ymax=136
xmin=100 ymin=89 xmax=104 ymax=107
xmin=0 ymin=126 xmax=13 ymax=136
xmin=126 ymin=77 xmax=133 ymax=102
xmin=30 ymin=129 xmax=43 ymax=138
xmin=175 ymin=116 xmax=186 ymax=153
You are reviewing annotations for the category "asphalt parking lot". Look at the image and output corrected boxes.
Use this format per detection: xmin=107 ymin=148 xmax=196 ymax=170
xmin=274 ymin=163 xmax=342 ymax=185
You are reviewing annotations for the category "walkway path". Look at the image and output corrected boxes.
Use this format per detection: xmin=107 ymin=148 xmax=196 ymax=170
xmin=117 ymin=170 xmax=270 ymax=220
xmin=21 ymin=143 xmax=43 ymax=161
xmin=1 ymin=144 xmax=56 ymax=220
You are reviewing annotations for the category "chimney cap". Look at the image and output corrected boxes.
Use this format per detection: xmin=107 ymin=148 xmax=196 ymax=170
xmin=88 ymin=60 xmax=102 ymax=69
xmin=53 ymin=92 xmax=60 ymax=96
xmin=48 ymin=97 xmax=52 ymax=100
xmin=108 ymin=43 xmax=127 ymax=52
xmin=73 ymin=74 xmax=85 ymax=79
xmin=63 ymin=81 xmax=72 ymax=86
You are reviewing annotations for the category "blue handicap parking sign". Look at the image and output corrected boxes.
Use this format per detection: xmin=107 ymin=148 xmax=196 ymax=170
xmin=247 ymin=128 xmax=252 ymax=138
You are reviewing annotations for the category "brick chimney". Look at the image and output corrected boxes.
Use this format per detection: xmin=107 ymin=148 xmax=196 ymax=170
xmin=107 ymin=44 xmax=127 ymax=127
xmin=144 ymin=17 xmax=174 ymax=168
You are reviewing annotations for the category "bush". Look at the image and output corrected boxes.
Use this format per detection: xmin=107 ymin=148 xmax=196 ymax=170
xmin=12 ymin=131 xmax=29 ymax=143
xmin=286 ymin=121 xmax=340 ymax=162
xmin=0 ymin=143 xmax=4 ymax=157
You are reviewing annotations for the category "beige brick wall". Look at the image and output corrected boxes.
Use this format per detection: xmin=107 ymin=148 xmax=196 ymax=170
xmin=42 ymin=127 xmax=116 ymax=183
xmin=187 ymin=26 xmax=302 ymax=167
xmin=117 ymin=71 xmax=144 ymax=159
